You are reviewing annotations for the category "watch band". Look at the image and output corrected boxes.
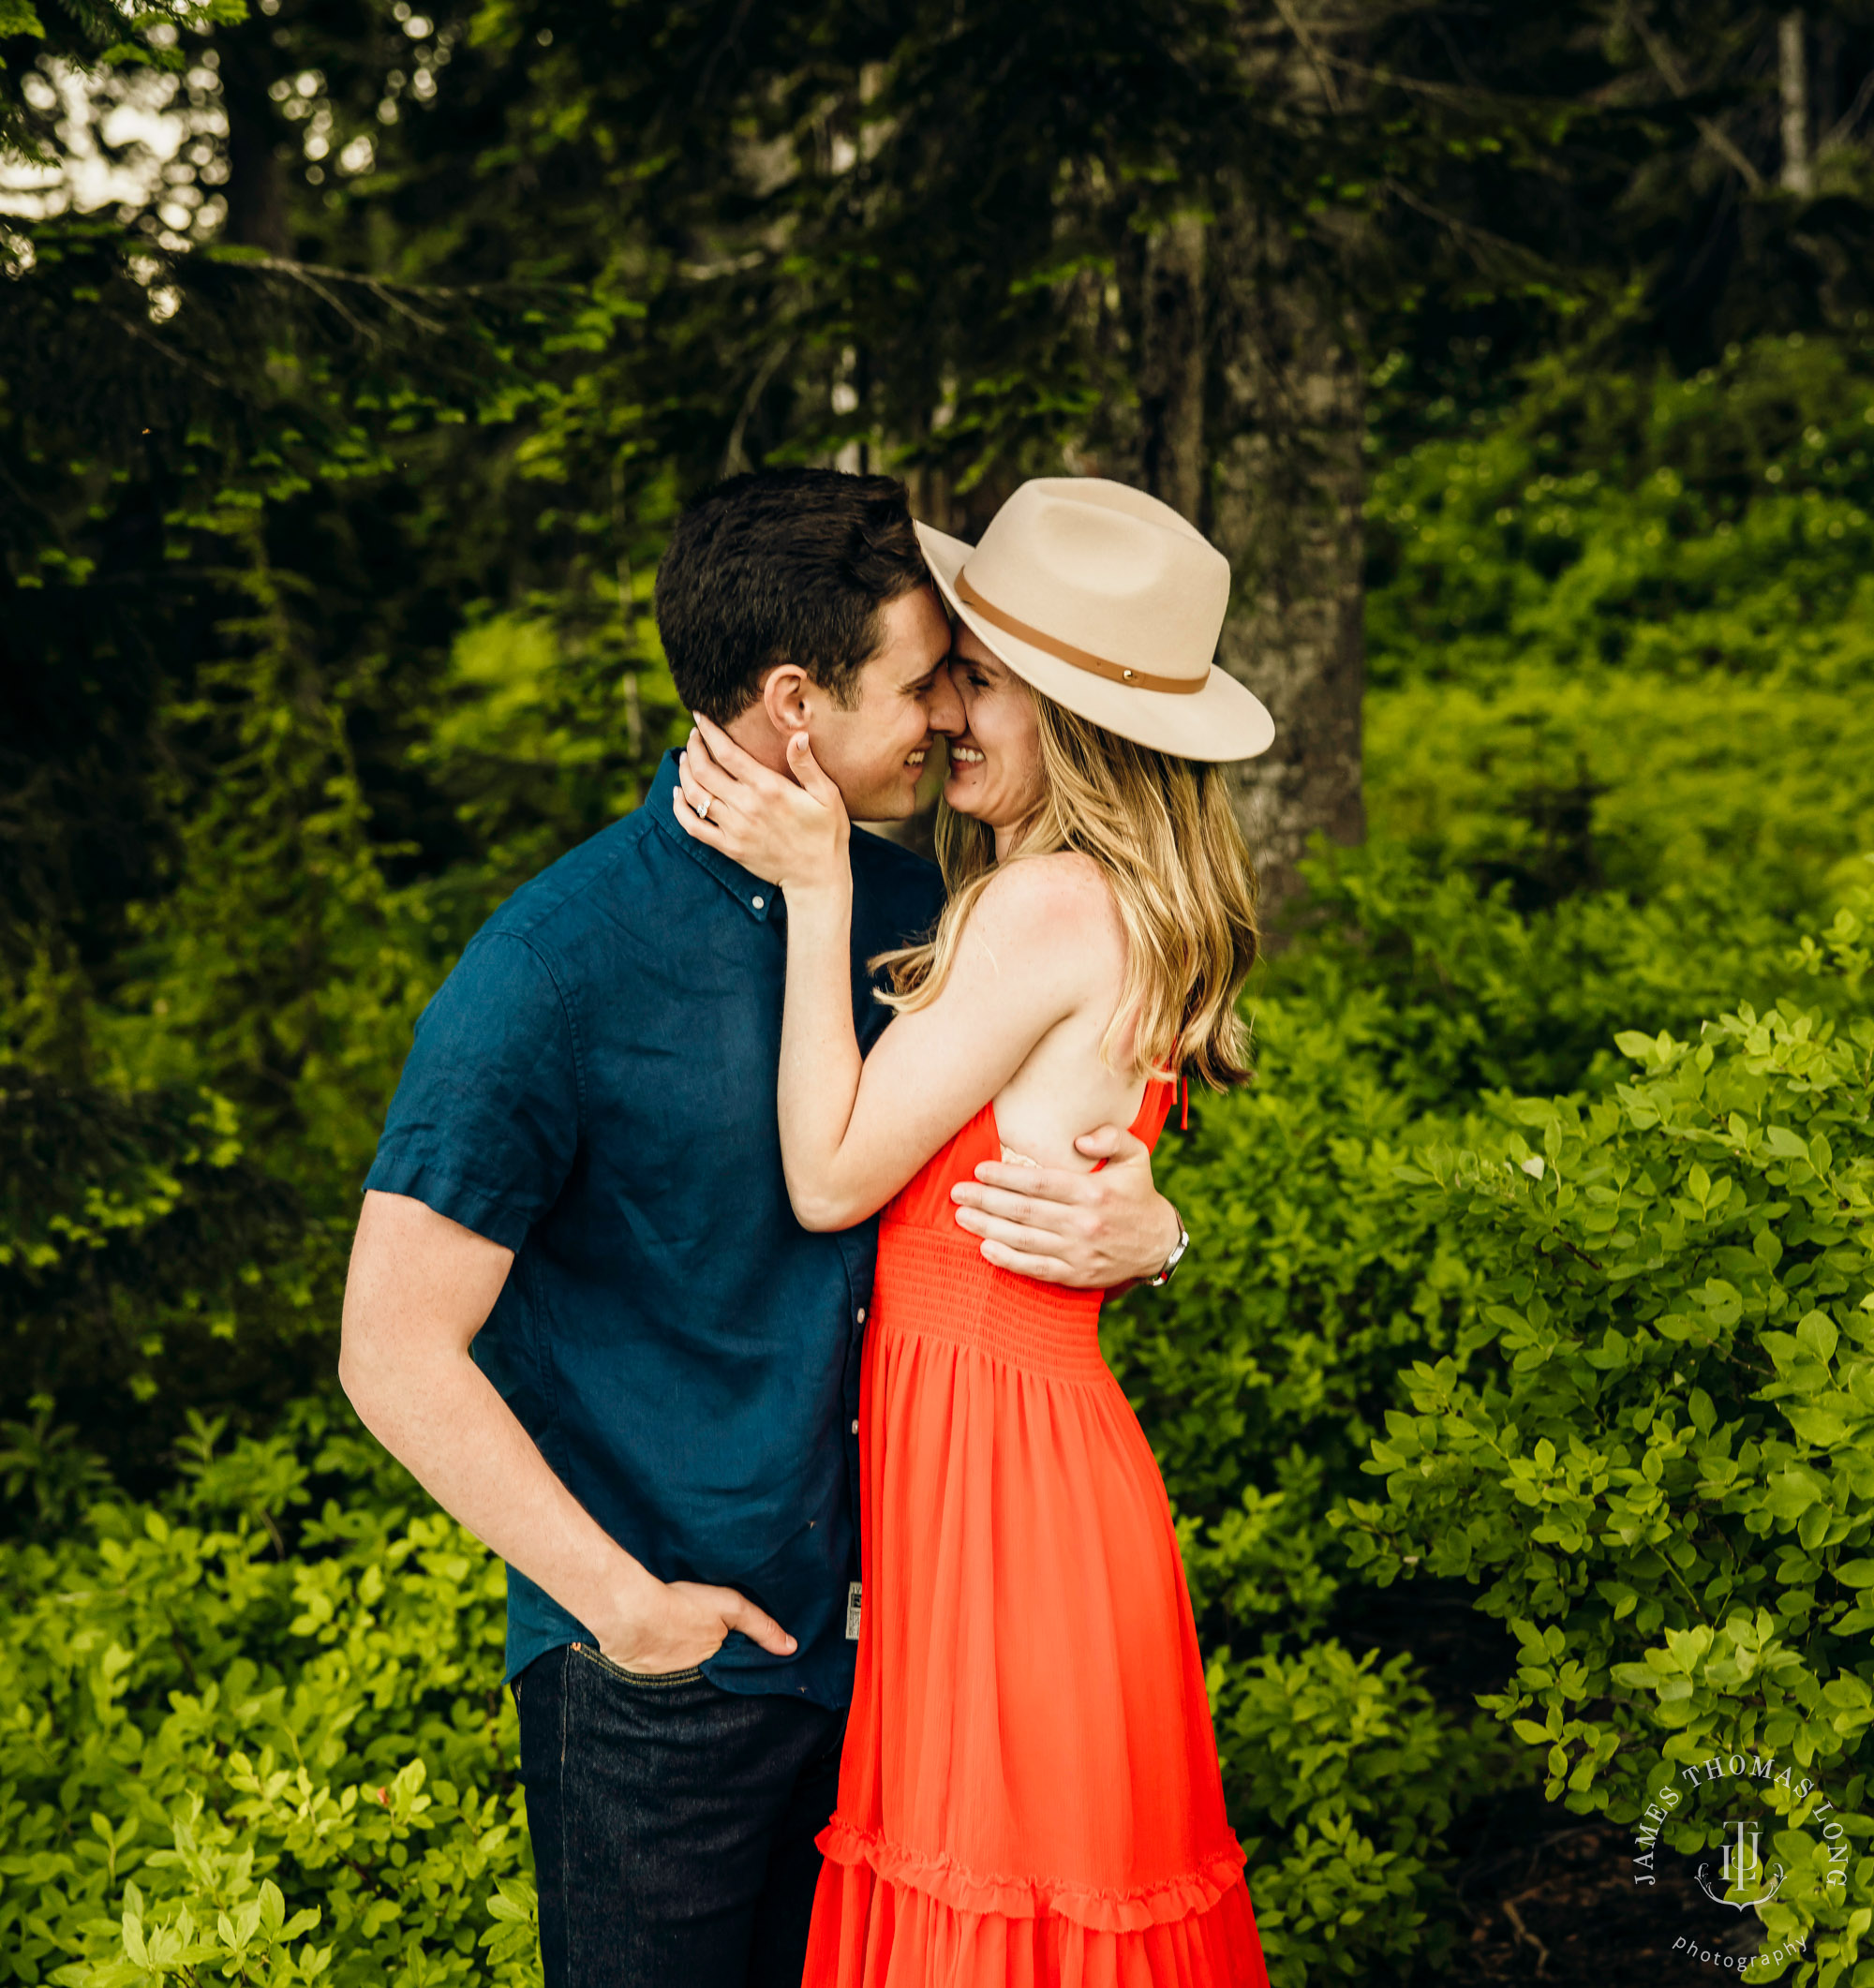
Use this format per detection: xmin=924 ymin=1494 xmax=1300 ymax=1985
xmin=1149 ymin=1211 xmax=1191 ymax=1287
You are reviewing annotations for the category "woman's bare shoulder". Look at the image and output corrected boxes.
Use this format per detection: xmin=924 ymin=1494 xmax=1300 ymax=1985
xmin=965 ymin=852 xmax=1123 ymax=962
xmin=975 ymin=849 xmax=1113 ymax=917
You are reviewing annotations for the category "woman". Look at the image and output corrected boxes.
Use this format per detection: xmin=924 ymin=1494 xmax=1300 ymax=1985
xmin=676 ymin=478 xmax=1274 ymax=1987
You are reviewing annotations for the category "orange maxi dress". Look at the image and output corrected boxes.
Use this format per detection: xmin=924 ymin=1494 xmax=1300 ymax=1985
xmin=802 ymin=1081 xmax=1270 ymax=1988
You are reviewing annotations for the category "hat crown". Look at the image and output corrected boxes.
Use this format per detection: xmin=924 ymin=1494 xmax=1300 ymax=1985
xmin=960 ymin=479 xmax=1230 ymax=687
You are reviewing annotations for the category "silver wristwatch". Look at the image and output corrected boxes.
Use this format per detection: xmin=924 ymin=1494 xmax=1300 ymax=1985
xmin=1149 ymin=1211 xmax=1190 ymax=1288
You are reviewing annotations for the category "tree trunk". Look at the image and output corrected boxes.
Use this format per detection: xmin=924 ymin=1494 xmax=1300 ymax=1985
xmin=216 ymin=36 xmax=291 ymax=254
xmin=1780 ymin=13 xmax=1814 ymax=196
xmin=1206 ymin=196 xmax=1366 ymax=930
xmin=1137 ymin=213 xmax=1207 ymax=526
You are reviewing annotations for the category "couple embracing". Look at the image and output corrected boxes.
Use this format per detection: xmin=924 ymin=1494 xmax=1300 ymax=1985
xmin=340 ymin=468 xmax=1275 ymax=1988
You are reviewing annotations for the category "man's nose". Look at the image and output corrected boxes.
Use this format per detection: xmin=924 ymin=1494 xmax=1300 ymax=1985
xmin=923 ymin=665 xmax=966 ymax=735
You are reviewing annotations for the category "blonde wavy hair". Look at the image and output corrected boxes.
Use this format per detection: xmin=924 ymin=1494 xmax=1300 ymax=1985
xmin=871 ymin=690 xmax=1261 ymax=1090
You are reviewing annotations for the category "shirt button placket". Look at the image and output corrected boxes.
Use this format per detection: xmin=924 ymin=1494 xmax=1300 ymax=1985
xmin=852 ymin=1307 xmax=866 ymax=1434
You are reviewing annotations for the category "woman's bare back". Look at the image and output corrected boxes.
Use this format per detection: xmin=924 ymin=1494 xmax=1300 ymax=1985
xmin=981 ymin=853 xmax=1149 ymax=1171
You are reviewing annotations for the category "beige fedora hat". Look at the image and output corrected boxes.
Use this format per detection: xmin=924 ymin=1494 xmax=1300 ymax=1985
xmin=915 ymin=477 xmax=1273 ymax=763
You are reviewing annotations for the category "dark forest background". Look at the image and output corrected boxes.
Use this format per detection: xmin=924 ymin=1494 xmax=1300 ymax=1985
xmin=5 ymin=5 xmax=1874 ymax=1985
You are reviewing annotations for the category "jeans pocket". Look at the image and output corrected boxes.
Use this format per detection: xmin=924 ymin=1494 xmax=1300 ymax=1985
xmin=569 ymin=1639 xmax=706 ymax=1687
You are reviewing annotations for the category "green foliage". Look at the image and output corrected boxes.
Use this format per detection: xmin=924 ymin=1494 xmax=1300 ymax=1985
xmin=0 ymin=1402 xmax=538 ymax=1987
xmin=407 ymin=608 xmax=686 ymax=888
xmin=1340 ymin=977 xmax=1874 ymax=1966
xmin=7 ymin=8 xmax=1874 ymax=1984
xmin=0 ymin=1076 xmax=322 ymax=1483
xmin=0 ymin=5 xmax=245 ymax=165
xmin=1368 ymin=669 xmax=1874 ymax=916
xmin=1360 ymin=332 xmax=1874 ymax=947
xmin=1366 ymin=331 xmax=1874 ymax=694
xmin=1269 ymin=838 xmax=1874 ymax=1113
xmin=1212 ymin=1644 xmax=1500 ymax=1986
xmin=1106 ymin=987 xmax=1476 ymax=1639
xmin=0 ymin=1389 xmax=1496 ymax=1988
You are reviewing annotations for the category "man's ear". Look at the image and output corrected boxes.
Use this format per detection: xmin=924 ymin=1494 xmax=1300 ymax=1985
xmin=759 ymin=662 xmax=812 ymax=738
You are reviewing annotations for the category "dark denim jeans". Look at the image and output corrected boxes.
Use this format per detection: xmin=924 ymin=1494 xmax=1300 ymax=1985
xmin=514 ymin=1641 xmax=846 ymax=1988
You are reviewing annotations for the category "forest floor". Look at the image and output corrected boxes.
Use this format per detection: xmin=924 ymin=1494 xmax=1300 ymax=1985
xmin=1449 ymin=1808 xmax=1781 ymax=1986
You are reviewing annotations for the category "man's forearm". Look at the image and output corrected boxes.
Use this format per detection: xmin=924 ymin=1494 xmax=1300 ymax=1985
xmin=343 ymin=1342 xmax=656 ymax=1641
xmin=338 ymin=1191 xmax=657 ymax=1644
xmin=948 ymin=1126 xmax=1183 ymax=1287
xmin=344 ymin=1341 xmax=654 ymax=1638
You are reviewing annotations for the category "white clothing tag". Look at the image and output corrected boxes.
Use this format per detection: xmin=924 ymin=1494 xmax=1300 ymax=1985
xmin=846 ymin=1581 xmax=862 ymax=1639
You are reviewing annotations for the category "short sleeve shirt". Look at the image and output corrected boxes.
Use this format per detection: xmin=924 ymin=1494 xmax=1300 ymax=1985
xmin=364 ymin=750 xmax=945 ymax=1706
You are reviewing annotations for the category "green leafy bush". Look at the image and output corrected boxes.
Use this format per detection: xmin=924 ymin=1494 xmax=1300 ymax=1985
xmin=1276 ymin=841 xmax=1787 ymax=1108
xmin=1093 ymin=834 xmax=1872 ymax=1978
xmin=1210 ymin=1642 xmax=1499 ymax=1985
xmin=1343 ymin=974 xmax=1874 ymax=1974
xmin=0 ymin=1375 xmax=1501 ymax=1988
xmin=1100 ymin=868 xmax=1874 ymax=1982
xmin=1366 ymin=332 xmax=1874 ymax=693
xmin=1367 ymin=669 xmax=1874 ymax=919
xmin=0 ymin=1078 xmax=328 ymax=1486
xmin=1361 ymin=330 xmax=1874 ymax=942
xmin=0 ymin=1402 xmax=537 ymax=1987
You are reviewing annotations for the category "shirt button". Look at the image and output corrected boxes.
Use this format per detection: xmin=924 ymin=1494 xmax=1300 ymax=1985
xmin=751 ymin=895 xmax=765 ymax=910
xmin=851 ymin=1419 xmax=859 ymax=1434
xmin=855 ymin=1307 xmax=866 ymax=1323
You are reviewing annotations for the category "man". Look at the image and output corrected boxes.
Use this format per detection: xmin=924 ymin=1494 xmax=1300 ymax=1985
xmin=338 ymin=468 xmax=1185 ymax=1988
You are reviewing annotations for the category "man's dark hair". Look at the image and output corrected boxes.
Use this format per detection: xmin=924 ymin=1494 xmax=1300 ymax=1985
xmin=654 ymin=468 xmax=931 ymax=724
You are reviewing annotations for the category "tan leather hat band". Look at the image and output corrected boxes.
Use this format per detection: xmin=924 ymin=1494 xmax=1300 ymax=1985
xmin=953 ymin=569 xmax=1207 ymax=697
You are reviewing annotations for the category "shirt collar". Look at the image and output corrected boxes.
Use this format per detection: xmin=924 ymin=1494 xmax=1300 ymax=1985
xmin=645 ymin=749 xmax=781 ymax=922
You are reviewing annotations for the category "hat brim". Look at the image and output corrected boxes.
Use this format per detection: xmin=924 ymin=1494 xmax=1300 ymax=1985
xmin=915 ymin=521 xmax=1274 ymax=764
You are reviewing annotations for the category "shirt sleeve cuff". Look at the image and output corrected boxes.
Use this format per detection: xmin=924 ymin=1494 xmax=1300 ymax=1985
xmin=362 ymin=1151 xmax=539 ymax=1254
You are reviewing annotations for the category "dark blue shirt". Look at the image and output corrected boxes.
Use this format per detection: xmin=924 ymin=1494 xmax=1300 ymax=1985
xmin=364 ymin=750 xmax=944 ymax=1705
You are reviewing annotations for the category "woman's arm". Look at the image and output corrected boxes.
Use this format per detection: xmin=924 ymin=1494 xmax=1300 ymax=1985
xmin=775 ymin=844 xmax=1092 ymax=1228
xmin=676 ymin=718 xmax=1098 ymax=1229
xmin=769 ymin=852 xmax=865 ymax=1228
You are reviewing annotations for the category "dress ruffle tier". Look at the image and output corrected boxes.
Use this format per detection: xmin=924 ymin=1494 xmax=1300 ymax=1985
xmin=808 ymin=1841 xmax=1266 ymax=1988
xmin=817 ymin=1821 xmax=1250 ymax=1933
xmin=802 ymin=1089 xmax=1270 ymax=1988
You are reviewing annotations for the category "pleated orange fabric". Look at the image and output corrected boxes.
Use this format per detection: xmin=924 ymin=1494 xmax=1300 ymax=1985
xmin=802 ymin=1082 xmax=1270 ymax=1988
